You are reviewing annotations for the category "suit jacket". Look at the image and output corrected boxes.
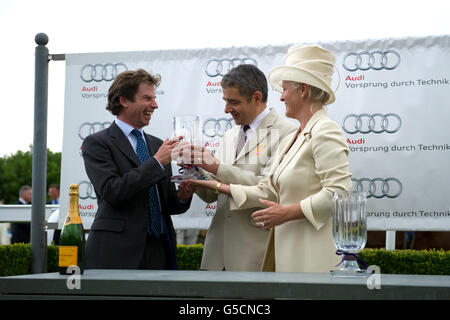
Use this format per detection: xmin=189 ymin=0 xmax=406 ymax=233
xmin=229 ymin=109 xmax=352 ymax=272
xmin=10 ymin=199 xmax=31 ymax=244
xmin=196 ymin=108 xmax=297 ymax=271
xmin=82 ymin=121 xmax=191 ymax=269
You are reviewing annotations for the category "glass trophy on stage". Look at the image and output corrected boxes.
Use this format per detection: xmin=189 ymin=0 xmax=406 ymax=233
xmin=330 ymin=191 xmax=369 ymax=277
xmin=171 ymin=115 xmax=208 ymax=183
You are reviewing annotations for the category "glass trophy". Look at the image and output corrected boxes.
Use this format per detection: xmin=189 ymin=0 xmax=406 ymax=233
xmin=171 ymin=115 xmax=208 ymax=183
xmin=330 ymin=191 xmax=369 ymax=277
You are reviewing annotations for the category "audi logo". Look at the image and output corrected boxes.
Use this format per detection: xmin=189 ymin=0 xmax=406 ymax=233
xmin=78 ymin=122 xmax=111 ymax=141
xmin=342 ymin=113 xmax=401 ymax=134
xmin=352 ymin=177 xmax=402 ymax=198
xmin=80 ymin=63 xmax=128 ymax=82
xmin=343 ymin=50 xmax=401 ymax=71
xmin=205 ymin=57 xmax=257 ymax=77
xmin=78 ymin=181 xmax=97 ymax=200
xmin=203 ymin=118 xmax=234 ymax=138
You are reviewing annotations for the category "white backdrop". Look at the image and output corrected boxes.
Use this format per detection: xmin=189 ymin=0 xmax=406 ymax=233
xmin=59 ymin=35 xmax=450 ymax=231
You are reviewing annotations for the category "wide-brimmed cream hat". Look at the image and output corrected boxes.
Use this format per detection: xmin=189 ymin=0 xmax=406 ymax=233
xmin=268 ymin=44 xmax=337 ymax=105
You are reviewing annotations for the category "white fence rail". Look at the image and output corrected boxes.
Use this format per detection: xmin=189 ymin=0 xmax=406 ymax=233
xmin=1 ymin=205 xmax=448 ymax=250
xmin=0 ymin=205 xmax=59 ymax=227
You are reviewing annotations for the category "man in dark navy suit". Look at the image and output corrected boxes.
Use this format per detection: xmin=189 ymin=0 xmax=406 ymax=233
xmin=10 ymin=185 xmax=32 ymax=244
xmin=82 ymin=69 xmax=194 ymax=270
xmin=46 ymin=184 xmax=60 ymax=205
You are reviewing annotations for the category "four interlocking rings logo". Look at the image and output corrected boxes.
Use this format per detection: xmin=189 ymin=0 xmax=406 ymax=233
xmin=352 ymin=177 xmax=402 ymax=198
xmin=343 ymin=50 xmax=401 ymax=71
xmin=203 ymin=118 xmax=234 ymax=137
xmin=78 ymin=122 xmax=111 ymax=141
xmin=80 ymin=63 xmax=128 ymax=82
xmin=78 ymin=181 xmax=97 ymax=200
xmin=342 ymin=113 xmax=401 ymax=134
xmin=205 ymin=57 xmax=257 ymax=77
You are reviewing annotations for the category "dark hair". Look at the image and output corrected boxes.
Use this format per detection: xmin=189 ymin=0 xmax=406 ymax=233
xmin=106 ymin=69 xmax=161 ymax=116
xmin=221 ymin=64 xmax=268 ymax=103
xmin=49 ymin=184 xmax=60 ymax=191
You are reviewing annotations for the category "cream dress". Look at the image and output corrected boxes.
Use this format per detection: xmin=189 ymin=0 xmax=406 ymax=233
xmin=229 ymin=109 xmax=352 ymax=272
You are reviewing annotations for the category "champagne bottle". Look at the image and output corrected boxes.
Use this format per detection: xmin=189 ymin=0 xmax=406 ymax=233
xmin=58 ymin=184 xmax=85 ymax=275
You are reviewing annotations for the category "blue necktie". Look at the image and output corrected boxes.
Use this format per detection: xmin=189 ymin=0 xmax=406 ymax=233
xmin=131 ymin=129 xmax=162 ymax=238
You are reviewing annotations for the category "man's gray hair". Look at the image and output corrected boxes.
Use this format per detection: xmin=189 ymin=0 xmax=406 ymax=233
xmin=19 ymin=185 xmax=32 ymax=197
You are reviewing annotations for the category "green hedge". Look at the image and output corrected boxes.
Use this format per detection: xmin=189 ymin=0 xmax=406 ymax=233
xmin=0 ymin=243 xmax=205 ymax=276
xmin=359 ymin=248 xmax=450 ymax=275
xmin=1 ymin=244 xmax=449 ymax=276
xmin=176 ymin=244 xmax=203 ymax=271
xmin=0 ymin=243 xmax=32 ymax=276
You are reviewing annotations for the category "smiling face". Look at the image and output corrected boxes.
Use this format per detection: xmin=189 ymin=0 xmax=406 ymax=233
xmin=222 ymin=86 xmax=261 ymax=126
xmin=280 ymin=80 xmax=305 ymax=119
xmin=118 ymin=82 xmax=158 ymax=129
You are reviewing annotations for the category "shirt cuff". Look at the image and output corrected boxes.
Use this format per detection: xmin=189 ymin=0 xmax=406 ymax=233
xmin=153 ymin=156 xmax=165 ymax=169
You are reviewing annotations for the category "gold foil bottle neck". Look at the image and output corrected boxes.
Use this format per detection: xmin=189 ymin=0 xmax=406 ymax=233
xmin=69 ymin=184 xmax=79 ymax=196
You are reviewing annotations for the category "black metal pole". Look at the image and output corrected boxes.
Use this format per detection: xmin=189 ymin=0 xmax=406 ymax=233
xmin=31 ymin=33 xmax=49 ymax=274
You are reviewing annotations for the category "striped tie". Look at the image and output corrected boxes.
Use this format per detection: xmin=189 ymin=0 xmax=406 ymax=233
xmin=131 ymin=129 xmax=162 ymax=237
xmin=236 ymin=125 xmax=250 ymax=157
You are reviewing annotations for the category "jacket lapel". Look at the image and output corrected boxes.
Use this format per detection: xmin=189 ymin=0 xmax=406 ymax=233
xmin=227 ymin=126 xmax=240 ymax=162
xmin=275 ymin=109 xmax=326 ymax=177
xmin=108 ymin=122 xmax=140 ymax=166
xmin=234 ymin=108 xmax=277 ymax=163
xmin=144 ymin=133 xmax=158 ymax=157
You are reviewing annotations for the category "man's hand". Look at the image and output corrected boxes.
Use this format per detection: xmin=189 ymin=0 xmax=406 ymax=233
xmin=177 ymin=181 xmax=195 ymax=201
xmin=154 ymin=136 xmax=183 ymax=166
xmin=196 ymin=147 xmax=220 ymax=175
xmin=174 ymin=144 xmax=220 ymax=175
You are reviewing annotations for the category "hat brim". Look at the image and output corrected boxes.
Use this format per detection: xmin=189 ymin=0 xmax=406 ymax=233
xmin=268 ymin=65 xmax=335 ymax=105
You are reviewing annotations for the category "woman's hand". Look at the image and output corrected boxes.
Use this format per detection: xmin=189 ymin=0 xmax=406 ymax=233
xmin=181 ymin=179 xmax=231 ymax=196
xmin=181 ymin=179 xmax=218 ymax=191
xmin=251 ymin=199 xmax=303 ymax=229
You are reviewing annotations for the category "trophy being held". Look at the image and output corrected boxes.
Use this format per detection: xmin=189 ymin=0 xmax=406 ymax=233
xmin=171 ymin=115 xmax=208 ymax=183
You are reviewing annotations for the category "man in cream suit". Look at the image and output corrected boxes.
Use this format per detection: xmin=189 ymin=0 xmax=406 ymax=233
xmin=190 ymin=64 xmax=296 ymax=271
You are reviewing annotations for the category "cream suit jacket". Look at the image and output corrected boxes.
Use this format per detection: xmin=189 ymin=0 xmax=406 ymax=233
xmin=197 ymin=108 xmax=297 ymax=271
xmin=229 ymin=109 xmax=352 ymax=272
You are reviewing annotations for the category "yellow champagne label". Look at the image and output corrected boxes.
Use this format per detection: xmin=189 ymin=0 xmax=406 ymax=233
xmin=58 ymin=246 xmax=78 ymax=267
xmin=64 ymin=215 xmax=82 ymax=225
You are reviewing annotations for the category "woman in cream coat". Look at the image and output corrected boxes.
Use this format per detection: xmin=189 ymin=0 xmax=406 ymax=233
xmin=184 ymin=45 xmax=352 ymax=272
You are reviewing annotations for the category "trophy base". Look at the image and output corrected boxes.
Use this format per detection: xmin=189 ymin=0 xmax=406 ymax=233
xmin=170 ymin=174 xmax=208 ymax=184
xmin=330 ymin=269 xmax=369 ymax=278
